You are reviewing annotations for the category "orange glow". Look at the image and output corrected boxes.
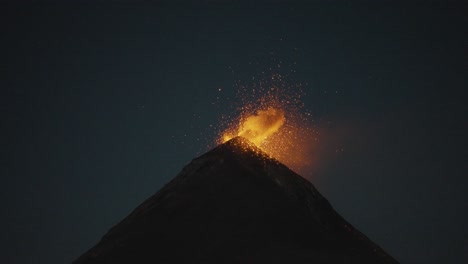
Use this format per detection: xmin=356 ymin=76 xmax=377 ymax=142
xmin=217 ymin=76 xmax=317 ymax=174
xmin=222 ymin=107 xmax=285 ymax=146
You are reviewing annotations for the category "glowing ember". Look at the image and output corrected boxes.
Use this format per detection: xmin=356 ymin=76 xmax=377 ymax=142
xmin=217 ymin=74 xmax=317 ymax=174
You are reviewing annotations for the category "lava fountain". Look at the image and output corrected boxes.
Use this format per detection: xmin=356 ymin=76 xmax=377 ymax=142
xmin=217 ymin=76 xmax=318 ymax=174
xmin=222 ymin=107 xmax=285 ymax=146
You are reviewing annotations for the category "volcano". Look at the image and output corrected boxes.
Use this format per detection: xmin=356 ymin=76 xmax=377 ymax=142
xmin=74 ymin=137 xmax=398 ymax=263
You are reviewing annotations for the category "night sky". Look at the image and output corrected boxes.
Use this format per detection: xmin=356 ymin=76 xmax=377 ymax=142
xmin=2 ymin=1 xmax=467 ymax=263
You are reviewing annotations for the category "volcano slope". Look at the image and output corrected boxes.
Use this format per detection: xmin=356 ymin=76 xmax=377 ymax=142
xmin=74 ymin=137 xmax=398 ymax=264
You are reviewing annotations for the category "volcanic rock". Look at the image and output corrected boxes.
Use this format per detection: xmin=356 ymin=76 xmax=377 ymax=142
xmin=74 ymin=137 xmax=398 ymax=263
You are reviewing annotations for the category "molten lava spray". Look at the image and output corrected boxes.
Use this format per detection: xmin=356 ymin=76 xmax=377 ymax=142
xmin=223 ymin=107 xmax=285 ymax=146
xmin=217 ymin=74 xmax=318 ymax=174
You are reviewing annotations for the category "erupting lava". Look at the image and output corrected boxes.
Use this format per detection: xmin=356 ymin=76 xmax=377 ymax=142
xmin=217 ymin=75 xmax=317 ymax=173
xmin=222 ymin=107 xmax=285 ymax=146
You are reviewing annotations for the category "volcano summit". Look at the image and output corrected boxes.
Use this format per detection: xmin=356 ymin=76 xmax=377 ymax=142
xmin=74 ymin=137 xmax=398 ymax=263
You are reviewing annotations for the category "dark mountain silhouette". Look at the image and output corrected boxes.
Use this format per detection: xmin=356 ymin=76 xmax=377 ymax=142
xmin=74 ymin=137 xmax=398 ymax=263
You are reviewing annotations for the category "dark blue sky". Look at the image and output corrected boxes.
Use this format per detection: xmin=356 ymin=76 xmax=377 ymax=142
xmin=2 ymin=1 xmax=467 ymax=263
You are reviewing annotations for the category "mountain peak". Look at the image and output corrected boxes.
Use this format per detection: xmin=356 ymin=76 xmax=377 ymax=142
xmin=209 ymin=136 xmax=274 ymax=161
xmin=221 ymin=135 xmax=254 ymax=147
xmin=74 ymin=138 xmax=398 ymax=264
